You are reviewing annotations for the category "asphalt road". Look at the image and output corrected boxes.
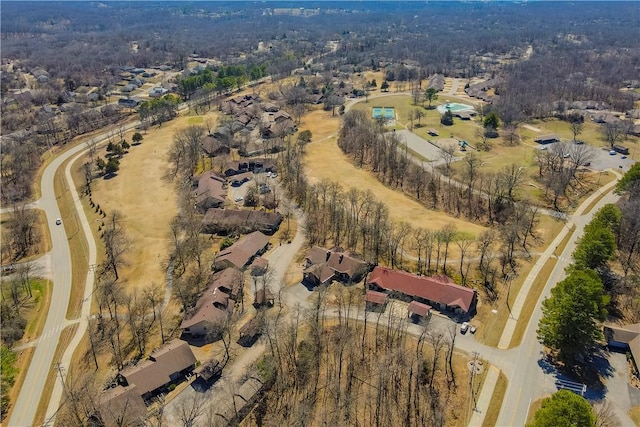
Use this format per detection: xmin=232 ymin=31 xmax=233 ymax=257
xmin=496 ymin=188 xmax=625 ymax=427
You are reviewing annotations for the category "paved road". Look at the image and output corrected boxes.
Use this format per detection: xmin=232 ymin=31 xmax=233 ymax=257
xmin=495 ymin=185 xmax=633 ymax=427
xmin=8 ymin=122 xmax=139 ymax=427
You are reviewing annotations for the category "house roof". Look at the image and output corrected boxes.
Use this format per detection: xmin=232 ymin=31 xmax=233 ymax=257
xmin=120 ymin=340 xmax=196 ymax=396
xmin=194 ymin=170 xmax=227 ymax=206
xmin=408 ymin=301 xmax=432 ymax=317
xmin=180 ymin=269 xmax=240 ymax=329
xmin=216 ymin=231 xmax=270 ymax=270
xmin=239 ymin=315 xmax=265 ymax=337
xmin=210 ymin=267 xmax=244 ymax=296
xmin=368 ymin=267 xmax=475 ymax=314
xmin=305 ymin=246 xmax=368 ymax=282
xmin=202 ymin=209 xmax=282 ymax=234
xmin=365 ymin=290 xmax=388 ymax=305
xmin=98 ymin=385 xmax=147 ymax=426
xmin=604 ymin=323 xmax=640 ymax=367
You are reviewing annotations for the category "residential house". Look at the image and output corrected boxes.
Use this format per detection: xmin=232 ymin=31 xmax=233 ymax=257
xmin=365 ymin=290 xmax=388 ymax=312
xmin=427 ymin=74 xmax=445 ymax=92
xmin=202 ymin=209 xmax=282 ymax=235
xmin=367 ymin=266 xmax=477 ymax=317
xmin=201 ymin=136 xmax=231 ymax=157
xmin=97 ymin=385 xmax=147 ymax=426
xmin=118 ymin=340 xmax=197 ymax=402
xmin=303 ymin=246 xmax=370 ymax=286
xmin=180 ymin=268 xmax=243 ymax=337
xmin=193 ymin=170 xmax=227 ymax=212
xmin=214 ymin=231 xmax=270 ymax=271
xmin=604 ymin=323 xmax=640 ymax=373
xmin=224 ymin=158 xmax=277 ymax=176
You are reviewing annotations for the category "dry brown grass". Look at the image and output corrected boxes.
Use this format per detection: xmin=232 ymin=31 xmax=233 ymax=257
xmin=630 ymin=405 xmax=640 ymax=426
xmin=482 ymin=370 xmax=508 ymax=427
xmin=526 ymin=396 xmax=545 ymax=425
xmin=33 ymin=323 xmax=78 ymax=427
xmin=4 ymin=280 xmax=51 ymax=423
xmin=87 ymin=113 xmax=220 ymax=293
xmin=0 ymin=209 xmax=51 ymax=264
xmin=303 ymin=109 xmax=487 ymax=238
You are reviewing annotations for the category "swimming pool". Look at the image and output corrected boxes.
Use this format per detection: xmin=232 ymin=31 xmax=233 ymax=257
xmin=372 ymin=107 xmax=396 ymax=120
xmin=436 ymin=102 xmax=475 ymax=114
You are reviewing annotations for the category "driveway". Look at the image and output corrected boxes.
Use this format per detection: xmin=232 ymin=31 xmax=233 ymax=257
xmin=535 ymin=143 xmax=636 ymax=172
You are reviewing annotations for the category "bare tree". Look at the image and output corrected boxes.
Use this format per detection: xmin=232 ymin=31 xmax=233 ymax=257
xmin=176 ymin=392 xmax=207 ymax=427
xmin=101 ymin=210 xmax=129 ymax=281
xmin=602 ymin=122 xmax=622 ymax=149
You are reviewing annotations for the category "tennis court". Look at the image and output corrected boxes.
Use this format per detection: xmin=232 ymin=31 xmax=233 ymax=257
xmin=372 ymin=107 xmax=396 ymax=120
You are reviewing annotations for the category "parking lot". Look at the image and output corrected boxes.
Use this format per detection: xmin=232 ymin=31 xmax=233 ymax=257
xmin=536 ymin=143 xmax=636 ymax=172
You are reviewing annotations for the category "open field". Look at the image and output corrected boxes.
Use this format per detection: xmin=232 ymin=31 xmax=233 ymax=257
xmin=86 ymin=113 xmax=220 ymax=293
xmin=630 ymin=405 xmax=640 ymax=426
xmin=303 ymin=126 xmax=487 ymax=238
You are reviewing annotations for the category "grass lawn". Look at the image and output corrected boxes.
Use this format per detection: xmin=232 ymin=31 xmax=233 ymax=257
xmin=303 ymin=119 xmax=487 ymax=238
xmin=2 ymin=279 xmax=52 ymax=423
xmin=33 ymin=323 xmax=78 ymax=427
xmin=85 ymin=112 xmax=216 ymax=294
xmin=482 ymin=370 xmax=508 ymax=427
xmin=630 ymin=405 xmax=640 ymax=426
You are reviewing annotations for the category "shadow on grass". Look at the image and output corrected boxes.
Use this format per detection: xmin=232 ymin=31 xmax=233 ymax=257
xmin=543 ymin=348 xmax=614 ymax=400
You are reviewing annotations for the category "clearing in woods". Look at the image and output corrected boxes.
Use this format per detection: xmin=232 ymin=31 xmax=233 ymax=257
xmin=87 ymin=113 xmax=217 ymax=291
xmin=301 ymin=108 xmax=487 ymax=237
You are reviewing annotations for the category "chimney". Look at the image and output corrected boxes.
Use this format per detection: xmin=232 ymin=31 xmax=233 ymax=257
xmin=339 ymin=254 xmax=344 ymax=263
xmin=326 ymin=251 xmax=331 ymax=261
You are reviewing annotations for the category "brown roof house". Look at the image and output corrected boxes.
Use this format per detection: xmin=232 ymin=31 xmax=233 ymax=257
xmin=96 ymin=385 xmax=147 ymax=427
xmin=365 ymin=290 xmax=388 ymax=313
xmin=214 ymin=231 xmax=270 ymax=271
xmin=303 ymin=246 xmax=370 ymax=286
xmin=604 ymin=323 xmax=640 ymax=373
xmin=408 ymin=301 xmax=432 ymax=324
xmin=118 ymin=340 xmax=197 ymax=402
xmin=180 ymin=268 xmax=243 ymax=338
xmin=202 ymin=209 xmax=283 ymax=235
xmin=193 ymin=170 xmax=228 ymax=212
xmin=367 ymin=266 xmax=476 ymax=317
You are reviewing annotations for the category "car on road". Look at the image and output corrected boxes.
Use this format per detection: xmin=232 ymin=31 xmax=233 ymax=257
xmin=55 ymin=218 xmax=62 ymax=225
xmin=234 ymin=196 xmax=243 ymax=202
xmin=460 ymin=322 xmax=469 ymax=334
xmin=609 ymin=150 xmax=616 ymax=155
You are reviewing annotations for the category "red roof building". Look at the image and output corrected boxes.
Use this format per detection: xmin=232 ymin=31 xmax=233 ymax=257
xmin=367 ymin=266 xmax=476 ymax=315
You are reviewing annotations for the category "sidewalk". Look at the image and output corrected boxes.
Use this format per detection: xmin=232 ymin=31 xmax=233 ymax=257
xmin=468 ymin=365 xmax=500 ymax=426
xmin=497 ymin=176 xmax=619 ymax=349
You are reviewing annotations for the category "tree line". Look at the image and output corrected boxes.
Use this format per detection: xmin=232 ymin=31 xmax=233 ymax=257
xmin=247 ymin=286 xmax=465 ymax=427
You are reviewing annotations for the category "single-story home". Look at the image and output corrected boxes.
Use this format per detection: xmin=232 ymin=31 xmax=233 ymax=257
xmin=303 ymin=246 xmax=370 ymax=286
xmin=604 ymin=323 xmax=640 ymax=373
xmin=97 ymin=385 xmax=147 ymax=426
xmin=238 ymin=315 xmax=265 ymax=347
xmin=214 ymin=231 xmax=270 ymax=271
xmin=254 ymin=286 xmax=275 ymax=308
xmin=224 ymin=158 xmax=277 ymax=176
xmin=193 ymin=170 xmax=227 ymax=212
xmin=194 ymin=358 xmax=222 ymax=382
xmin=118 ymin=340 xmax=197 ymax=402
xmin=180 ymin=268 xmax=243 ymax=337
xmin=367 ymin=266 xmax=476 ymax=316
xmin=202 ymin=209 xmax=283 ymax=235
xmin=201 ymin=136 xmax=231 ymax=157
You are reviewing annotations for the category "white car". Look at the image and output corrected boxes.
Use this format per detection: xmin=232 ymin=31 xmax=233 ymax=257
xmin=55 ymin=218 xmax=62 ymax=225
xmin=234 ymin=196 xmax=243 ymax=202
xmin=460 ymin=322 xmax=469 ymax=334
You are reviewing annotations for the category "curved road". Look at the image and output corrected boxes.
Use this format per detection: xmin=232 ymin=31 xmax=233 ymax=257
xmin=8 ymin=122 xmax=138 ymax=427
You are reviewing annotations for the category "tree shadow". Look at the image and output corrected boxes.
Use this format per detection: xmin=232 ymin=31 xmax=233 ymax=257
xmin=103 ymin=172 xmax=118 ymax=180
xmin=545 ymin=349 xmax=613 ymax=400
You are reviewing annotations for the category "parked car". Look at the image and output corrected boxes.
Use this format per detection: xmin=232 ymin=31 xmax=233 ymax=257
xmin=469 ymin=325 xmax=477 ymax=334
xmin=609 ymin=150 xmax=616 ymax=155
xmin=460 ymin=322 xmax=469 ymax=334
xmin=55 ymin=218 xmax=62 ymax=225
xmin=234 ymin=196 xmax=243 ymax=202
